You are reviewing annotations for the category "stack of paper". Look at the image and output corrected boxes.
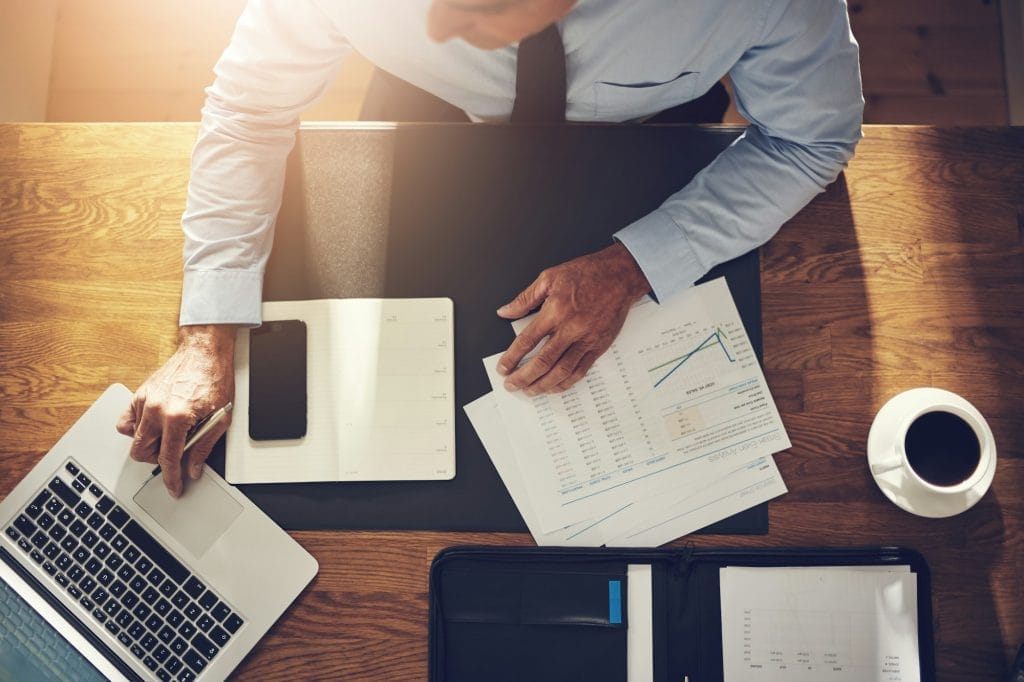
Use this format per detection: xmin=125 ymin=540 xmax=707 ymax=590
xmin=465 ymin=278 xmax=791 ymax=547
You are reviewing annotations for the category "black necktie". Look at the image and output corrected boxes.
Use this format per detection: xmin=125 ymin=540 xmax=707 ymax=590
xmin=511 ymin=24 xmax=566 ymax=123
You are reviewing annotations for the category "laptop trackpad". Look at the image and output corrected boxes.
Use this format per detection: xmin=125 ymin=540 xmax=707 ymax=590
xmin=133 ymin=473 xmax=243 ymax=559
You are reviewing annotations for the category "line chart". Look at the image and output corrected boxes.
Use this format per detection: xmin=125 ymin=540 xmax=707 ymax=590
xmin=649 ymin=327 xmax=736 ymax=388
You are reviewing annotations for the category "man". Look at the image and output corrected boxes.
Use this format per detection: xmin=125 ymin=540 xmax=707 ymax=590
xmin=117 ymin=0 xmax=863 ymax=497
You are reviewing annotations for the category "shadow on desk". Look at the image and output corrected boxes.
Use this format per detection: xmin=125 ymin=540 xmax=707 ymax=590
xmin=761 ymin=167 xmax=1008 ymax=676
xmin=928 ymin=128 xmax=1021 ymax=673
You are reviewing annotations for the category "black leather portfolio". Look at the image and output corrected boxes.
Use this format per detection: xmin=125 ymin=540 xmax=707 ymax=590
xmin=213 ymin=124 xmax=773 ymax=534
xmin=428 ymin=545 xmax=936 ymax=682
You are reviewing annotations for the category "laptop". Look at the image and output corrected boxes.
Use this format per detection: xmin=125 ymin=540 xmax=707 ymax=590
xmin=0 ymin=384 xmax=318 ymax=681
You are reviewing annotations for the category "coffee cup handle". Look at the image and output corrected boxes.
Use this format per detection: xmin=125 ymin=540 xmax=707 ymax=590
xmin=869 ymin=447 xmax=903 ymax=477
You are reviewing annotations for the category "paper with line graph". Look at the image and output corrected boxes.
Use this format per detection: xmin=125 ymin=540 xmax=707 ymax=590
xmin=465 ymin=386 xmax=786 ymax=546
xmin=481 ymin=277 xmax=790 ymax=534
xmin=720 ymin=567 xmax=919 ymax=681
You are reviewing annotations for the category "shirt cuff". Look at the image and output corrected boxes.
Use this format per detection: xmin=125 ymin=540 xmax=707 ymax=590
xmin=613 ymin=209 xmax=703 ymax=303
xmin=179 ymin=269 xmax=264 ymax=326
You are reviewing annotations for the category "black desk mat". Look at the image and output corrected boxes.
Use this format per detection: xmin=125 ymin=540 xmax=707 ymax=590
xmin=209 ymin=125 xmax=770 ymax=535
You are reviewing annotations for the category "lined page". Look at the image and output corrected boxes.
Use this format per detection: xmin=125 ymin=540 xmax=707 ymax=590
xmin=226 ymin=298 xmax=454 ymax=483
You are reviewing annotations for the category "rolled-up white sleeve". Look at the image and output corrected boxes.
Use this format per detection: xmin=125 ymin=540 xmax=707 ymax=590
xmin=615 ymin=0 xmax=863 ymax=302
xmin=179 ymin=0 xmax=350 ymax=326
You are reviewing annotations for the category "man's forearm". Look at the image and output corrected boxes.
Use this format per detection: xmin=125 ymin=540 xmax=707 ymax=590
xmin=179 ymin=0 xmax=352 ymax=328
xmin=616 ymin=123 xmax=859 ymax=303
xmin=177 ymin=324 xmax=238 ymax=353
xmin=614 ymin=0 xmax=864 ymax=304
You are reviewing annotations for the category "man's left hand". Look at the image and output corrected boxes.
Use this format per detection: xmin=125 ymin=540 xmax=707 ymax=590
xmin=496 ymin=242 xmax=650 ymax=394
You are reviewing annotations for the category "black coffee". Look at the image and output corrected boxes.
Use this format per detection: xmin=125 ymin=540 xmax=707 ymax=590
xmin=904 ymin=410 xmax=981 ymax=487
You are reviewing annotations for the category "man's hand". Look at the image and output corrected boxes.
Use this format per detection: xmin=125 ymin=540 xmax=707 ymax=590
xmin=116 ymin=325 xmax=237 ymax=498
xmin=496 ymin=243 xmax=650 ymax=394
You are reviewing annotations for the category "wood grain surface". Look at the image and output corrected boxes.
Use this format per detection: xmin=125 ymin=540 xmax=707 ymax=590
xmin=1 ymin=123 xmax=1023 ymax=680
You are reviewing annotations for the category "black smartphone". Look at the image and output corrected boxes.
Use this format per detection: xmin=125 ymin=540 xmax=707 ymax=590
xmin=248 ymin=319 xmax=307 ymax=440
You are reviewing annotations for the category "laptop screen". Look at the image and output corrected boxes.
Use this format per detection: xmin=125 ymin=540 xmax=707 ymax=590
xmin=0 ymin=578 xmax=106 ymax=681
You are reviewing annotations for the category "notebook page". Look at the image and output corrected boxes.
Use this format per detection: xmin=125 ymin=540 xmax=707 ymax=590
xmin=329 ymin=298 xmax=455 ymax=480
xmin=226 ymin=298 xmax=454 ymax=483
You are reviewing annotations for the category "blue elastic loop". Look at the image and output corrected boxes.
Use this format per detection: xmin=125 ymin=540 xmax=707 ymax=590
xmin=608 ymin=580 xmax=622 ymax=624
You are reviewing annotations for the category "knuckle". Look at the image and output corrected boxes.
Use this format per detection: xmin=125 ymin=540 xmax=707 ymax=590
xmin=157 ymin=449 xmax=181 ymax=467
xmin=191 ymin=448 xmax=213 ymax=465
xmin=131 ymin=450 xmax=157 ymax=464
xmin=543 ymin=297 xmax=568 ymax=317
xmin=135 ymin=403 xmax=156 ymax=425
xmin=513 ymin=332 xmax=538 ymax=352
xmin=187 ymin=450 xmax=207 ymax=466
xmin=565 ymin=319 xmax=592 ymax=339
xmin=533 ymin=349 xmax=558 ymax=371
xmin=165 ymin=414 xmax=191 ymax=432
xmin=550 ymin=363 xmax=574 ymax=384
xmin=505 ymin=378 xmax=525 ymax=392
xmin=165 ymin=401 xmax=195 ymax=421
xmin=573 ymin=360 xmax=594 ymax=382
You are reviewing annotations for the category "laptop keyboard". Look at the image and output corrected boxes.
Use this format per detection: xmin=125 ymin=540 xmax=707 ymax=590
xmin=4 ymin=459 xmax=246 ymax=681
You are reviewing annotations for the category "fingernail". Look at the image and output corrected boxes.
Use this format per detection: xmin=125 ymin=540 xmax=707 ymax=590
xmin=504 ymin=380 xmax=519 ymax=392
xmin=168 ymin=486 xmax=180 ymax=499
xmin=497 ymin=363 xmax=509 ymax=376
xmin=191 ymin=467 xmax=201 ymax=480
xmin=496 ymin=305 xmax=510 ymax=315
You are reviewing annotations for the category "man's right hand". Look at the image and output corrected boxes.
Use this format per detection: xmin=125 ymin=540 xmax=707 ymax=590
xmin=116 ymin=324 xmax=237 ymax=499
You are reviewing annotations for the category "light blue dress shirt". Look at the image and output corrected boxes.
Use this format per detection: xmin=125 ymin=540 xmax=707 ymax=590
xmin=179 ymin=0 xmax=863 ymax=325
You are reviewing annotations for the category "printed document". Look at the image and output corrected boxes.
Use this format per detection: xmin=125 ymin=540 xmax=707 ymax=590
xmin=465 ymin=392 xmax=786 ymax=546
xmin=483 ymin=277 xmax=790 ymax=532
xmin=720 ymin=567 xmax=920 ymax=682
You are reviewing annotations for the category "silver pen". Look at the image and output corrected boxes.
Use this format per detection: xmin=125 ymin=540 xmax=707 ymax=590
xmin=150 ymin=402 xmax=233 ymax=479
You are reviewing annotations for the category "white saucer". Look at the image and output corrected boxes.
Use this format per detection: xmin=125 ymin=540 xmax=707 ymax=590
xmin=867 ymin=388 xmax=996 ymax=518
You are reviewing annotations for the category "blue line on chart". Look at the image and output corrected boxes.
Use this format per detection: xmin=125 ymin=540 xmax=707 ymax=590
xmin=651 ymin=329 xmax=736 ymax=388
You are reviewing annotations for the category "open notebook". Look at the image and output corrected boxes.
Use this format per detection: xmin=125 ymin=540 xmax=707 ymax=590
xmin=428 ymin=546 xmax=933 ymax=682
xmin=225 ymin=298 xmax=455 ymax=484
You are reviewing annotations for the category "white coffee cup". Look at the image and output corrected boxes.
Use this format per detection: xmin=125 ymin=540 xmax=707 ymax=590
xmin=868 ymin=388 xmax=996 ymax=517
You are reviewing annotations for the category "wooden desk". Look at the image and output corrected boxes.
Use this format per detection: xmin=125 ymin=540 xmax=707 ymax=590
xmin=1 ymin=123 xmax=1022 ymax=680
